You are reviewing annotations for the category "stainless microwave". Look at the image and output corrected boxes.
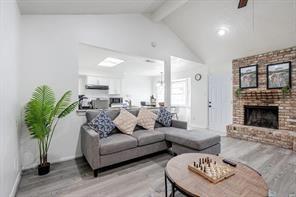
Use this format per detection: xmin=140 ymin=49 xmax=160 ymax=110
xmin=109 ymin=97 xmax=123 ymax=107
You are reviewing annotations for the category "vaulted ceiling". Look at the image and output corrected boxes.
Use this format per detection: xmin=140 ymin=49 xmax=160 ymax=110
xmin=17 ymin=0 xmax=296 ymax=66
xmin=17 ymin=0 xmax=166 ymax=14
xmin=164 ymin=0 xmax=296 ymax=64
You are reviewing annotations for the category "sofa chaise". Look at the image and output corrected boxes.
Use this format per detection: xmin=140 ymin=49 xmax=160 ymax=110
xmin=81 ymin=109 xmax=221 ymax=177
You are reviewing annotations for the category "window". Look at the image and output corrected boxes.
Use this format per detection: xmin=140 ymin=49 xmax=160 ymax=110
xmin=171 ymin=79 xmax=189 ymax=106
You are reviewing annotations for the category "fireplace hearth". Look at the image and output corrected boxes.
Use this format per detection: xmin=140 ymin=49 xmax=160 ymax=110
xmin=244 ymin=106 xmax=279 ymax=129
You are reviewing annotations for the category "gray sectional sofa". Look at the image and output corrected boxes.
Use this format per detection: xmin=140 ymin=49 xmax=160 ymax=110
xmin=81 ymin=109 xmax=221 ymax=177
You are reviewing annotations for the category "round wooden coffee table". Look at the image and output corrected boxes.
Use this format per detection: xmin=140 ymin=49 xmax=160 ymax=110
xmin=165 ymin=153 xmax=268 ymax=197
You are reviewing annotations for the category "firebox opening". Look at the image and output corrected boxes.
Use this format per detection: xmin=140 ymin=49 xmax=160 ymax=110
xmin=244 ymin=106 xmax=279 ymax=129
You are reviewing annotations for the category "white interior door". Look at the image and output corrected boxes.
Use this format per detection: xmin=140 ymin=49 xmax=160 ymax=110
xmin=208 ymin=74 xmax=232 ymax=134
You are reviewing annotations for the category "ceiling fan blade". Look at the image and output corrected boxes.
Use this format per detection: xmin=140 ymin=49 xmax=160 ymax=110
xmin=238 ymin=0 xmax=248 ymax=9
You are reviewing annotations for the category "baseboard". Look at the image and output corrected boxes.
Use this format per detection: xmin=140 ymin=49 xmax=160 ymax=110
xmin=9 ymin=170 xmax=21 ymax=197
xmin=22 ymin=154 xmax=83 ymax=170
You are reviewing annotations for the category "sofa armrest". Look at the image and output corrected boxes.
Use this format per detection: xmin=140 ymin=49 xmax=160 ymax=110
xmin=80 ymin=125 xmax=100 ymax=170
xmin=171 ymin=120 xmax=187 ymax=129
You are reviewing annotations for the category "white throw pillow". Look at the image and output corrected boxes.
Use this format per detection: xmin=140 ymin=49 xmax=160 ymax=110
xmin=137 ymin=108 xmax=157 ymax=130
xmin=113 ymin=108 xmax=137 ymax=135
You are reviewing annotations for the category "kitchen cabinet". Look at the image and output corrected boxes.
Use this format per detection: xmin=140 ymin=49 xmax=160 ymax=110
xmin=85 ymin=76 xmax=121 ymax=94
xmin=86 ymin=76 xmax=109 ymax=86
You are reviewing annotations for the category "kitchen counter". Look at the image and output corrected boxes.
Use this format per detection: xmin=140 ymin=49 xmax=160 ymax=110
xmin=76 ymin=106 xmax=164 ymax=115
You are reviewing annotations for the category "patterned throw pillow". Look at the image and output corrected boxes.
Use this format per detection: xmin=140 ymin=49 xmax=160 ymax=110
xmin=113 ymin=108 xmax=137 ymax=135
xmin=157 ymin=108 xmax=173 ymax=127
xmin=88 ymin=111 xmax=116 ymax=138
xmin=137 ymin=108 xmax=157 ymax=130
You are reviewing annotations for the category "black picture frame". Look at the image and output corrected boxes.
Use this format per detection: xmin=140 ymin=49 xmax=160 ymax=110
xmin=239 ymin=65 xmax=258 ymax=89
xmin=266 ymin=61 xmax=291 ymax=89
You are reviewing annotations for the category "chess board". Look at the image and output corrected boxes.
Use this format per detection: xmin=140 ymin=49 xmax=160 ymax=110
xmin=188 ymin=157 xmax=235 ymax=184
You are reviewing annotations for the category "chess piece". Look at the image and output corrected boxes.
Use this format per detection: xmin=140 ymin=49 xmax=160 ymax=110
xmin=194 ymin=161 xmax=196 ymax=167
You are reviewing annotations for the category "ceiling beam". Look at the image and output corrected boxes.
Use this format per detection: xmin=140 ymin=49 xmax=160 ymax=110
xmin=151 ymin=0 xmax=188 ymax=22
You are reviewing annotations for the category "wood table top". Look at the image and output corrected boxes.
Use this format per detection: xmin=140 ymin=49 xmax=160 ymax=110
xmin=165 ymin=153 xmax=268 ymax=197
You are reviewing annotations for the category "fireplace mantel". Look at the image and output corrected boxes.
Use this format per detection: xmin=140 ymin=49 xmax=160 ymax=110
xmin=238 ymin=90 xmax=291 ymax=100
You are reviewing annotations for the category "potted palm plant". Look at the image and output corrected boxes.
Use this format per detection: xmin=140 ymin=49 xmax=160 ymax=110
xmin=24 ymin=85 xmax=78 ymax=175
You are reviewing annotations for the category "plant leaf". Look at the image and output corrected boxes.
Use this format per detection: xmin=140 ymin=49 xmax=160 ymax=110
xmin=49 ymin=90 xmax=72 ymax=123
xmin=58 ymin=101 xmax=78 ymax=119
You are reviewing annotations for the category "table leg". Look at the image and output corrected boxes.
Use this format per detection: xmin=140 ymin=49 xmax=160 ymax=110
xmin=165 ymin=172 xmax=168 ymax=197
xmin=171 ymin=182 xmax=175 ymax=197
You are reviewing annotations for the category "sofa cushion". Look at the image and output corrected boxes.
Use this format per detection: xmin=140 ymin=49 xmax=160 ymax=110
xmin=137 ymin=108 xmax=157 ymax=130
xmin=88 ymin=111 xmax=116 ymax=138
xmin=132 ymin=130 xmax=165 ymax=146
xmin=155 ymin=127 xmax=185 ymax=134
xmin=99 ymin=134 xmax=138 ymax=155
xmin=156 ymin=108 xmax=173 ymax=127
xmin=113 ymin=109 xmax=137 ymax=135
xmin=156 ymin=127 xmax=220 ymax=150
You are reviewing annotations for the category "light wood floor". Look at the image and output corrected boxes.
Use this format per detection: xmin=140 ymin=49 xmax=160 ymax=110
xmin=17 ymin=137 xmax=296 ymax=197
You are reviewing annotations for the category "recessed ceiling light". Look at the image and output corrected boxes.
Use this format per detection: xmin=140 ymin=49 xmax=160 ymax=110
xmin=98 ymin=57 xmax=124 ymax=67
xmin=217 ymin=27 xmax=229 ymax=36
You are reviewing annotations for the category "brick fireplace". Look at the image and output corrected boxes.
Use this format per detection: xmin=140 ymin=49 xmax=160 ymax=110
xmin=227 ymin=46 xmax=296 ymax=151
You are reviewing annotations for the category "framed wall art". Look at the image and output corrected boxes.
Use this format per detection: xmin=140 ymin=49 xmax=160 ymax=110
xmin=239 ymin=65 xmax=258 ymax=89
xmin=267 ymin=62 xmax=291 ymax=89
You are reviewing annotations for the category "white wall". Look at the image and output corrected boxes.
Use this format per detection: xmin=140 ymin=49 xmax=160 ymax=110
xmin=121 ymin=75 xmax=152 ymax=106
xmin=171 ymin=59 xmax=208 ymax=128
xmin=0 ymin=0 xmax=21 ymax=196
xmin=20 ymin=14 xmax=199 ymax=169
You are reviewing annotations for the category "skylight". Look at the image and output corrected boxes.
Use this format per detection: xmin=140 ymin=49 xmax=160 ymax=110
xmin=98 ymin=57 xmax=124 ymax=67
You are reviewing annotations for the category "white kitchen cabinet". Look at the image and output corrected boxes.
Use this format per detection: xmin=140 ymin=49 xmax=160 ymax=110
xmin=109 ymin=78 xmax=121 ymax=94
xmin=86 ymin=76 xmax=109 ymax=85
xmin=85 ymin=76 xmax=121 ymax=94
xmin=99 ymin=78 xmax=110 ymax=86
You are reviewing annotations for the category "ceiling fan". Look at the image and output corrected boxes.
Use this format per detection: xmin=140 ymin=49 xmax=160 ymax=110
xmin=238 ymin=0 xmax=248 ymax=9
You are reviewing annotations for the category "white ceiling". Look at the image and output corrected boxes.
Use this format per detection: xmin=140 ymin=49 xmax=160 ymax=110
xmin=17 ymin=0 xmax=166 ymax=14
xmin=164 ymin=0 xmax=296 ymax=65
xmin=171 ymin=56 xmax=202 ymax=73
xmin=18 ymin=0 xmax=296 ymax=69
xmin=79 ymin=43 xmax=164 ymax=77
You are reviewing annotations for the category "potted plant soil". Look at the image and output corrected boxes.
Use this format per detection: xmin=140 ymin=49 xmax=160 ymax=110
xmin=25 ymin=85 xmax=78 ymax=175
